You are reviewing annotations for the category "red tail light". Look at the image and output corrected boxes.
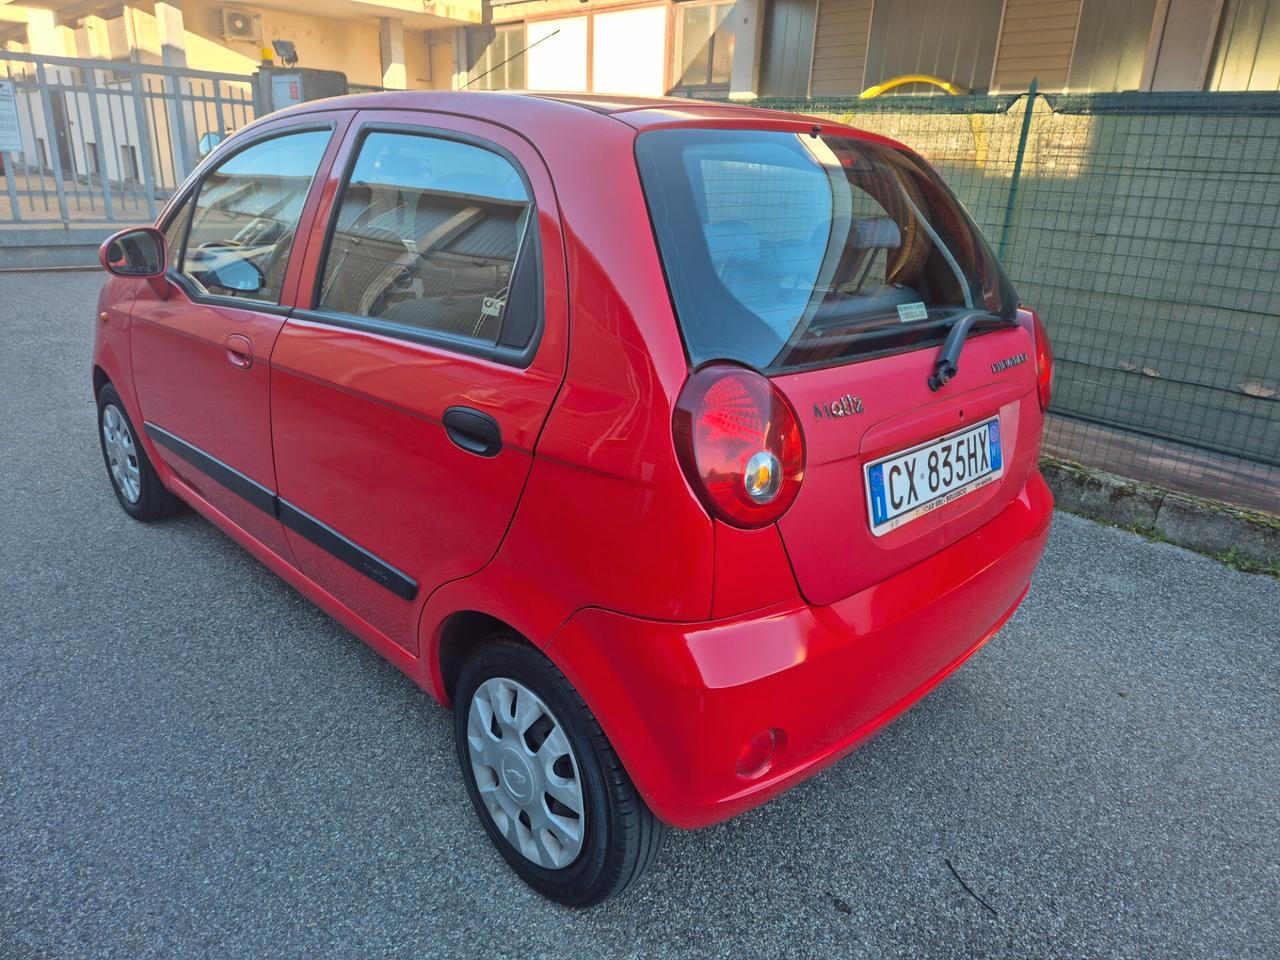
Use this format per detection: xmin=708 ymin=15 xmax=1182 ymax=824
xmin=1024 ymin=308 xmax=1054 ymax=411
xmin=673 ymin=365 xmax=805 ymax=528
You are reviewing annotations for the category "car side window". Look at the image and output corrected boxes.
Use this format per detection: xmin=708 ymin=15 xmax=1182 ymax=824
xmin=178 ymin=128 xmax=331 ymax=304
xmin=316 ymin=131 xmax=535 ymax=347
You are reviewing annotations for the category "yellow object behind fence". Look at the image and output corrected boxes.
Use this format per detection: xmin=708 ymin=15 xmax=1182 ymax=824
xmin=858 ymin=74 xmax=968 ymax=99
xmin=853 ymin=74 xmax=990 ymax=170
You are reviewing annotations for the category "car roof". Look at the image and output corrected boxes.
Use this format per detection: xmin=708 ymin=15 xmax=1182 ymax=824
xmin=272 ymin=89 xmax=830 ymax=134
xmin=527 ymin=91 xmax=794 ymax=119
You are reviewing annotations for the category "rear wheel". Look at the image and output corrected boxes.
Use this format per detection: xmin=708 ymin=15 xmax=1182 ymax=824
xmin=453 ymin=638 xmax=665 ymax=906
xmin=96 ymin=383 xmax=180 ymax=522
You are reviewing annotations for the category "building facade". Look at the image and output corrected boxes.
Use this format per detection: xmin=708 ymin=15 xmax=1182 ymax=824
xmin=467 ymin=0 xmax=1280 ymax=98
xmin=0 ymin=0 xmax=479 ymax=90
xmin=2 ymin=0 xmax=1278 ymax=98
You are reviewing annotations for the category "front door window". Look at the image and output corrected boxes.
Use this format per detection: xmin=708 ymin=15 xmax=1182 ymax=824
xmin=176 ymin=129 xmax=331 ymax=304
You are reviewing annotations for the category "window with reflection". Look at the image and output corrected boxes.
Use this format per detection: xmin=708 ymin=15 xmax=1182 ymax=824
xmin=180 ymin=129 xmax=330 ymax=303
xmin=674 ymin=1 xmax=736 ymax=90
xmin=317 ymin=131 xmax=534 ymax=347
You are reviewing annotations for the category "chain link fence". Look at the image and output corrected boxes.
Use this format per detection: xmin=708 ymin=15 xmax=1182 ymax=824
xmin=741 ymin=90 xmax=1280 ymax=515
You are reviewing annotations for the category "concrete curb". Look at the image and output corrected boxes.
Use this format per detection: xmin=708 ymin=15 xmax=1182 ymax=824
xmin=1041 ymin=457 xmax=1279 ymax=574
xmin=0 ymin=227 xmax=112 ymax=269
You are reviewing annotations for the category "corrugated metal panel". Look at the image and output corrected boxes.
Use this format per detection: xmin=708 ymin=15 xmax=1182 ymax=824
xmin=1067 ymin=0 xmax=1157 ymax=91
xmin=810 ymin=0 xmax=874 ymax=95
xmin=863 ymin=0 xmax=1005 ymax=94
xmin=992 ymin=0 xmax=1083 ymax=91
xmin=761 ymin=0 xmax=818 ymax=97
xmin=1207 ymin=0 xmax=1280 ymax=91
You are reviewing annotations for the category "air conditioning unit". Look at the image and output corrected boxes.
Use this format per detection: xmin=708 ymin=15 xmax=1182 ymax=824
xmin=220 ymin=9 xmax=260 ymax=42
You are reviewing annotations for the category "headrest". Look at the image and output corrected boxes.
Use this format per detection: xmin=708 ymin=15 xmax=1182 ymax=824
xmin=852 ymin=216 xmax=902 ymax=250
xmin=810 ymin=216 xmax=902 ymax=253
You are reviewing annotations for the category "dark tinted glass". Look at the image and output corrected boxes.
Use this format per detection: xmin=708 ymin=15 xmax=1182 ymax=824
xmin=317 ymin=132 xmax=533 ymax=347
xmin=636 ymin=129 xmax=1017 ymax=372
xmin=181 ymin=129 xmax=330 ymax=303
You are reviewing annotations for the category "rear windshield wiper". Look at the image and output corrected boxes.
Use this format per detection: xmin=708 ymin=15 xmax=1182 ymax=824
xmin=928 ymin=310 xmax=1015 ymax=392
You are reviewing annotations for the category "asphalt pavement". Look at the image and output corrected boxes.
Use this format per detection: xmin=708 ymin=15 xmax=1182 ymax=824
xmin=2 ymin=270 xmax=1277 ymax=960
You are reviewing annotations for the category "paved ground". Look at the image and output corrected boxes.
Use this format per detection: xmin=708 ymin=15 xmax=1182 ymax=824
xmin=2 ymin=270 xmax=1278 ymax=960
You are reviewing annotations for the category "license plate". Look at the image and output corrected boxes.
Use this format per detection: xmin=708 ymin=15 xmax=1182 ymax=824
xmin=864 ymin=417 xmax=1003 ymax=536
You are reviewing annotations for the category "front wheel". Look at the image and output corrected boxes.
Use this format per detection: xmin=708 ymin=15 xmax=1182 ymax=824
xmin=453 ymin=639 xmax=665 ymax=906
xmin=96 ymin=383 xmax=180 ymax=522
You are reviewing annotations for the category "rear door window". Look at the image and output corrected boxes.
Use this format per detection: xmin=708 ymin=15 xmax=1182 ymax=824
xmin=315 ymin=130 xmax=536 ymax=349
xmin=636 ymin=129 xmax=1017 ymax=372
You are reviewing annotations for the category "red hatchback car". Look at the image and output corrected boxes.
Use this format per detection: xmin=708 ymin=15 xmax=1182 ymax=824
xmin=94 ymin=91 xmax=1053 ymax=905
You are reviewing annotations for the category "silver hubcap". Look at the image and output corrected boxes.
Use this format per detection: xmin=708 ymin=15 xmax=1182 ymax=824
xmin=101 ymin=404 xmax=142 ymax=504
xmin=467 ymin=677 xmax=585 ymax=869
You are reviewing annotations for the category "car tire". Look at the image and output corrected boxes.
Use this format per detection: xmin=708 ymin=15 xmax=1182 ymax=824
xmin=96 ymin=382 xmax=180 ymax=522
xmin=454 ymin=637 xmax=665 ymax=906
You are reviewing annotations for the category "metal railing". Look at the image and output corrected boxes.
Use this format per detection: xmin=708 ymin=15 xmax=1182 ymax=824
xmin=743 ymin=90 xmax=1279 ymax=514
xmin=1 ymin=52 xmax=256 ymax=226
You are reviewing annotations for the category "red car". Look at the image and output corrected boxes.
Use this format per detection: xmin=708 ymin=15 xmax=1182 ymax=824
xmin=94 ymin=92 xmax=1053 ymax=906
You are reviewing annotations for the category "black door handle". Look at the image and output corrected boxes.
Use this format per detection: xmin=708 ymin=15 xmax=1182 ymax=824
xmin=443 ymin=406 xmax=502 ymax=458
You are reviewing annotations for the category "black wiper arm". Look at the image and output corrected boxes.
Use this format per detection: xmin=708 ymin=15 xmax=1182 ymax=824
xmin=928 ymin=310 xmax=1013 ymax=392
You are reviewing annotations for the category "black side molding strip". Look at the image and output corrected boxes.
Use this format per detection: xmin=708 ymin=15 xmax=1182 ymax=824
xmin=277 ymin=501 xmax=419 ymax=601
xmin=145 ymin=423 xmax=276 ymax=516
xmin=143 ymin=422 xmax=418 ymax=602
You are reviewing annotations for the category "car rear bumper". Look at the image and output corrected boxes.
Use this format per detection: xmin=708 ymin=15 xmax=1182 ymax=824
xmin=545 ymin=469 xmax=1054 ymax=829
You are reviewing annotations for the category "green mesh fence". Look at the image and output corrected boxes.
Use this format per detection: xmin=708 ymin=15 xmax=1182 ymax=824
xmin=742 ymin=91 xmax=1280 ymax=515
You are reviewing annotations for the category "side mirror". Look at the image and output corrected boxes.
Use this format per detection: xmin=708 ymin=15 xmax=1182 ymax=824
xmin=100 ymin=227 xmax=166 ymax=279
xmin=214 ymin=257 xmax=265 ymax=294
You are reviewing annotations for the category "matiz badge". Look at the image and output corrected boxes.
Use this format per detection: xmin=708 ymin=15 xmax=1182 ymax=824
xmin=814 ymin=394 xmax=864 ymax=420
xmin=992 ymin=353 xmax=1028 ymax=374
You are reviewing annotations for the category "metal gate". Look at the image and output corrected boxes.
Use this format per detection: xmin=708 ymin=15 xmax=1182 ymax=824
xmin=1 ymin=52 xmax=256 ymax=227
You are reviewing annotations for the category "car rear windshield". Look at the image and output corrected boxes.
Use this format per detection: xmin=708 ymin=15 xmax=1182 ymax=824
xmin=635 ymin=128 xmax=1018 ymax=372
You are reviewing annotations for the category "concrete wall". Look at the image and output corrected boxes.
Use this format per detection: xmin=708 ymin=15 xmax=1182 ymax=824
xmin=403 ymin=28 xmax=455 ymax=89
xmin=180 ymin=0 xmax=385 ymax=87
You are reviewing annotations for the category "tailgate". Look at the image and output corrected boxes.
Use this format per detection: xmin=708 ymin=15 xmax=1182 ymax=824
xmin=772 ymin=323 xmax=1044 ymax=606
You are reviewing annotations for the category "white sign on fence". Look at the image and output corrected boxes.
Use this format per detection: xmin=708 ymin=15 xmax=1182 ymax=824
xmin=0 ymin=80 xmax=22 ymax=153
